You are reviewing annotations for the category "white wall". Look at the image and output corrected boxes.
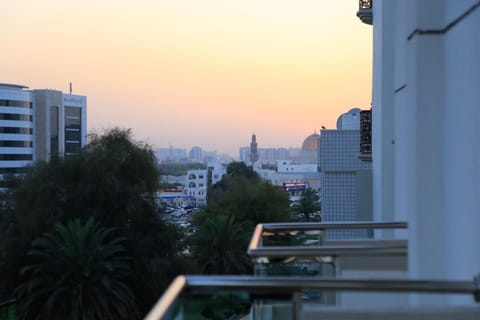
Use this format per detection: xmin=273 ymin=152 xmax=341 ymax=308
xmin=372 ymin=0 xmax=480 ymax=305
xmin=371 ymin=0 xmax=397 ymax=239
xmin=443 ymin=0 xmax=480 ymax=304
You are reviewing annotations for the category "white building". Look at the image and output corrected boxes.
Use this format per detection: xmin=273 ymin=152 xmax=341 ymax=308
xmin=185 ymin=162 xmax=226 ymax=206
xmin=336 ymin=107 xmax=362 ymax=130
xmin=363 ymin=0 xmax=480 ymax=305
xmin=0 ymin=83 xmax=86 ymax=178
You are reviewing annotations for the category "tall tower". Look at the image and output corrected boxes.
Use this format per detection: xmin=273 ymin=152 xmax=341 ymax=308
xmin=249 ymin=134 xmax=259 ymax=167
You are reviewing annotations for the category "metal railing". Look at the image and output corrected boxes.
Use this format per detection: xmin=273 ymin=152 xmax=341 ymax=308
xmin=145 ymin=275 xmax=480 ymax=320
xmin=248 ymin=221 xmax=408 ymax=260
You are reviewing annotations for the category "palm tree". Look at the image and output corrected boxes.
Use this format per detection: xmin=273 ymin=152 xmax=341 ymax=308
xmin=293 ymin=188 xmax=321 ymax=222
xmin=16 ymin=218 xmax=138 ymax=320
xmin=190 ymin=214 xmax=252 ymax=274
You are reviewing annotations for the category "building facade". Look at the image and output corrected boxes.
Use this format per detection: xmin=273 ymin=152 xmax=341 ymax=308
xmin=239 ymin=147 xmax=293 ymax=164
xmin=186 ymin=162 xmax=226 ymax=206
xmin=0 ymin=83 xmax=86 ymax=178
xmin=362 ymin=0 xmax=480 ymax=305
xmin=318 ymin=128 xmax=372 ymax=239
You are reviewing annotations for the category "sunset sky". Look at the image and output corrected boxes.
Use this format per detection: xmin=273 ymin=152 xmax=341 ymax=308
xmin=3 ymin=0 xmax=372 ymax=157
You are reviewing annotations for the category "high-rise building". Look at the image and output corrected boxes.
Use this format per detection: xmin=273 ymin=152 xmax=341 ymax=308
xmin=318 ymin=112 xmax=372 ymax=239
xmin=0 ymin=83 xmax=87 ymax=178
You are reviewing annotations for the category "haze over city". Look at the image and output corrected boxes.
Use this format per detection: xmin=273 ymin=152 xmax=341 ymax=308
xmin=3 ymin=0 xmax=372 ymax=157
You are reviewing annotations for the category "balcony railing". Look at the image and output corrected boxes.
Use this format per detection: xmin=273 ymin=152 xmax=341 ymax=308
xmin=248 ymin=221 xmax=407 ymax=261
xmin=246 ymin=221 xmax=409 ymax=306
xmin=146 ymin=275 xmax=480 ymax=320
xmin=357 ymin=0 xmax=373 ymax=25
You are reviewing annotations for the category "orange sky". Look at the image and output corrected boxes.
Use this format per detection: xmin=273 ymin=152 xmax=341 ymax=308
xmin=3 ymin=0 xmax=372 ymax=157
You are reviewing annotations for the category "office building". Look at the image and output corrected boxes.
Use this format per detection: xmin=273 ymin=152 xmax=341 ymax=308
xmin=0 ymin=83 xmax=86 ymax=178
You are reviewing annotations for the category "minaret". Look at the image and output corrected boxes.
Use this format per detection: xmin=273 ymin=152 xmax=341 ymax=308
xmin=249 ymin=134 xmax=259 ymax=167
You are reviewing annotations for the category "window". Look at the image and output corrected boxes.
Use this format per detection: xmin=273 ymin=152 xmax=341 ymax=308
xmin=0 ymin=114 xmax=32 ymax=121
xmin=0 ymin=141 xmax=32 ymax=147
xmin=0 ymin=99 xmax=32 ymax=108
xmin=50 ymin=106 xmax=59 ymax=156
xmin=0 ymin=154 xmax=33 ymax=160
xmin=0 ymin=127 xmax=32 ymax=134
xmin=64 ymin=106 xmax=82 ymax=156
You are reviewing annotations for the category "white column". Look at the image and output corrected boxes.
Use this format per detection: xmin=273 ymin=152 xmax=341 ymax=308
xmin=372 ymin=0 xmax=396 ymax=238
xmin=443 ymin=0 xmax=480 ymax=304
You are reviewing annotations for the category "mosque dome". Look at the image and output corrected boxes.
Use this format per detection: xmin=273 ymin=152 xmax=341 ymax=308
xmin=301 ymin=132 xmax=320 ymax=150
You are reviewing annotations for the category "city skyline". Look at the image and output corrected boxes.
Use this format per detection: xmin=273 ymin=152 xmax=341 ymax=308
xmin=3 ymin=1 xmax=372 ymax=157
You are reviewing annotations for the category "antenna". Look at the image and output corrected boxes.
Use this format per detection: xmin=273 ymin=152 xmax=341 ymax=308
xmin=69 ymin=82 xmax=72 ymax=94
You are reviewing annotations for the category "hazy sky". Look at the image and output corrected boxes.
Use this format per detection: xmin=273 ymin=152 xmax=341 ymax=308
xmin=3 ymin=0 xmax=372 ymax=157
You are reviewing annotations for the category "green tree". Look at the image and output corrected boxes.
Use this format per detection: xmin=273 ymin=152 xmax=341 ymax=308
xmin=292 ymin=188 xmax=321 ymax=222
xmin=17 ymin=218 xmax=138 ymax=320
xmin=190 ymin=215 xmax=251 ymax=274
xmin=226 ymin=161 xmax=259 ymax=180
xmin=0 ymin=128 xmax=185 ymax=316
xmin=190 ymin=162 xmax=292 ymax=274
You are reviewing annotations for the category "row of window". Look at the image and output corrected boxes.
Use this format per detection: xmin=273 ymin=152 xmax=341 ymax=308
xmin=0 ymin=141 xmax=33 ymax=148
xmin=64 ymin=107 xmax=81 ymax=157
xmin=0 ymin=167 xmax=28 ymax=174
xmin=65 ymin=142 xmax=81 ymax=154
xmin=188 ymin=182 xmax=205 ymax=188
xmin=0 ymin=154 xmax=33 ymax=161
xmin=0 ymin=99 xmax=32 ymax=109
xmin=0 ymin=114 xmax=32 ymax=121
xmin=0 ymin=127 xmax=33 ymax=134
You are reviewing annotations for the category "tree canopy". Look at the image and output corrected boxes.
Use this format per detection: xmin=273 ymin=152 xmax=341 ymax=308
xmin=17 ymin=218 xmax=138 ymax=320
xmin=190 ymin=162 xmax=292 ymax=274
xmin=0 ymin=128 xmax=185 ymax=317
xmin=292 ymin=187 xmax=321 ymax=222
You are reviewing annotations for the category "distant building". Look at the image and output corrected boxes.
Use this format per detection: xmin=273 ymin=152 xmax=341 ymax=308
xmin=256 ymin=160 xmax=321 ymax=202
xmin=0 ymin=83 xmax=87 ymax=178
xmin=336 ymin=108 xmax=361 ymax=130
xmin=249 ymin=134 xmax=259 ymax=166
xmin=156 ymin=147 xmax=188 ymax=162
xmin=189 ymin=146 xmax=203 ymax=162
xmin=291 ymin=132 xmax=320 ymax=164
xmin=277 ymin=160 xmax=317 ymax=173
xmin=202 ymin=150 xmax=217 ymax=163
xmin=318 ymin=112 xmax=372 ymax=239
xmin=239 ymin=147 xmax=297 ymax=164
xmin=185 ymin=161 xmax=225 ymax=206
